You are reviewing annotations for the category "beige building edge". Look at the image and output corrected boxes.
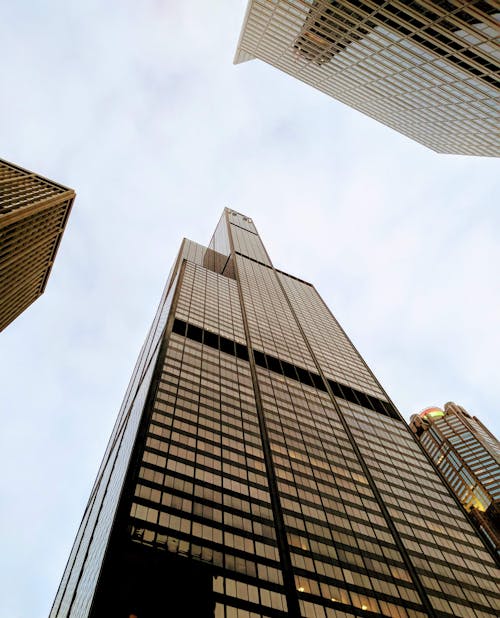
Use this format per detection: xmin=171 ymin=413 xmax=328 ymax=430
xmin=0 ymin=158 xmax=75 ymax=331
xmin=235 ymin=1 xmax=500 ymax=156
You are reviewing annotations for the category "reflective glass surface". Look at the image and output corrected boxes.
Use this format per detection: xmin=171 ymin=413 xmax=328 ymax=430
xmin=52 ymin=210 xmax=500 ymax=617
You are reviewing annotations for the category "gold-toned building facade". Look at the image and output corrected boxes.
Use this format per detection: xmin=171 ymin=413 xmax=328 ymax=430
xmin=50 ymin=210 xmax=499 ymax=618
xmin=0 ymin=159 xmax=75 ymax=331
xmin=410 ymin=402 xmax=500 ymax=558
xmin=235 ymin=1 xmax=500 ymax=156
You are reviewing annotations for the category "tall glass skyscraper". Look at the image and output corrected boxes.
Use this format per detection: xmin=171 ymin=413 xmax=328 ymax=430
xmin=234 ymin=1 xmax=500 ymax=156
xmin=51 ymin=210 xmax=499 ymax=617
xmin=410 ymin=402 xmax=500 ymax=558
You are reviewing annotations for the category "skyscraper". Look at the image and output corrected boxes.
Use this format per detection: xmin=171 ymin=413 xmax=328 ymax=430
xmin=410 ymin=402 xmax=500 ymax=557
xmin=51 ymin=210 xmax=500 ymax=618
xmin=234 ymin=1 xmax=500 ymax=156
xmin=0 ymin=158 xmax=75 ymax=331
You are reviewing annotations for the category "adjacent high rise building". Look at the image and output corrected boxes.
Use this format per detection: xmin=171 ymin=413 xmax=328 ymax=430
xmin=0 ymin=158 xmax=75 ymax=331
xmin=234 ymin=1 xmax=500 ymax=156
xmin=51 ymin=210 xmax=500 ymax=618
xmin=410 ymin=402 xmax=500 ymax=558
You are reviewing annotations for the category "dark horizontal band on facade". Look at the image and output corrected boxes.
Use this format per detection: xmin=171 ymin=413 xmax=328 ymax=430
xmin=171 ymin=318 xmax=399 ymax=420
xmin=229 ymin=220 xmax=258 ymax=235
xmin=233 ymin=251 xmax=313 ymax=287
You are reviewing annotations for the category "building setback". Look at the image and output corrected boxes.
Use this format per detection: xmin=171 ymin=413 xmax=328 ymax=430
xmin=51 ymin=210 xmax=499 ymax=617
xmin=0 ymin=158 xmax=75 ymax=331
xmin=234 ymin=1 xmax=500 ymax=156
xmin=410 ymin=402 xmax=500 ymax=558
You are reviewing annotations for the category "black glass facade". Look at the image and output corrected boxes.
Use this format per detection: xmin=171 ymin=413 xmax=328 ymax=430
xmin=51 ymin=210 xmax=500 ymax=618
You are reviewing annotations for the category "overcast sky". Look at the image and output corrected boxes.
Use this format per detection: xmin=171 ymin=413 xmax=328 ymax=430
xmin=1 ymin=2 xmax=499 ymax=617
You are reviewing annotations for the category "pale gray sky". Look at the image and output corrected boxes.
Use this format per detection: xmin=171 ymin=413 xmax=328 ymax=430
xmin=0 ymin=2 xmax=499 ymax=617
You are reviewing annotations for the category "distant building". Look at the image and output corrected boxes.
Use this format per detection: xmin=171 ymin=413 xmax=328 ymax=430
xmin=235 ymin=1 xmax=500 ymax=156
xmin=0 ymin=159 xmax=75 ymax=331
xmin=410 ymin=402 xmax=500 ymax=557
xmin=50 ymin=210 xmax=500 ymax=617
